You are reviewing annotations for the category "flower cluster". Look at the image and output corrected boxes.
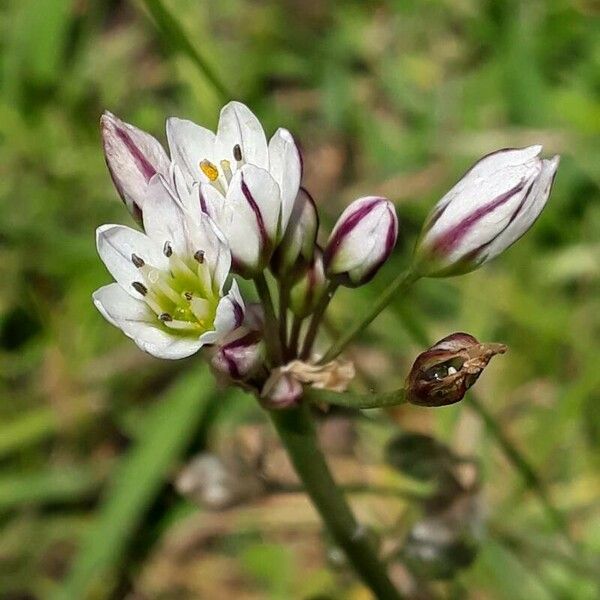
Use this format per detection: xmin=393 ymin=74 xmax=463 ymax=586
xmin=95 ymin=101 xmax=559 ymax=406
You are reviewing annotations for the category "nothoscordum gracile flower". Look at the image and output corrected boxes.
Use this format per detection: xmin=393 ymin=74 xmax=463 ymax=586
xmin=102 ymin=102 xmax=302 ymax=277
xmin=324 ymin=196 xmax=398 ymax=287
xmin=94 ymin=175 xmax=244 ymax=359
xmin=414 ymin=146 xmax=560 ymax=277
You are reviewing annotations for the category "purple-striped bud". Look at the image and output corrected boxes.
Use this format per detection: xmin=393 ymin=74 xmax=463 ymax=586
xmin=100 ymin=111 xmax=170 ymax=223
xmin=414 ymin=146 xmax=560 ymax=277
xmin=324 ymin=196 xmax=398 ymax=288
xmin=289 ymin=249 xmax=327 ymax=318
xmin=272 ymin=188 xmax=319 ymax=275
xmin=211 ymin=330 xmax=265 ymax=381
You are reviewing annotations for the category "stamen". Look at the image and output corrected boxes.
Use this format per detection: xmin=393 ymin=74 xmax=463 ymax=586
xmin=200 ymin=159 xmax=219 ymax=182
xmin=163 ymin=319 xmax=202 ymax=331
xmin=233 ymin=144 xmax=242 ymax=162
xmin=131 ymin=253 xmax=145 ymax=268
xmin=183 ymin=291 xmax=193 ymax=301
xmin=132 ymin=281 xmax=147 ymax=296
xmin=190 ymin=297 xmax=211 ymax=322
xmin=220 ymin=159 xmax=233 ymax=184
xmin=158 ymin=312 xmax=173 ymax=322
xmin=163 ymin=241 xmax=173 ymax=257
xmin=194 ymin=250 xmax=205 ymax=264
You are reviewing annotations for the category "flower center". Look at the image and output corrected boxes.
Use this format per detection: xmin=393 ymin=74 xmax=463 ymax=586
xmin=199 ymin=144 xmax=244 ymax=195
xmin=130 ymin=243 xmax=218 ymax=336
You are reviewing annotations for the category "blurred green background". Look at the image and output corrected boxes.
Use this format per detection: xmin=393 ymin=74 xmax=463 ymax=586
xmin=1 ymin=0 xmax=599 ymax=598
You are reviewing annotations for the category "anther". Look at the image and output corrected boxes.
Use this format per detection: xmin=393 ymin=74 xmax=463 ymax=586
xmin=158 ymin=312 xmax=173 ymax=322
xmin=194 ymin=250 xmax=205 ymax=264
xmin=163 ymin=241 xmax=173 ymax=257
xmin=200 ymin=159 xmax=219 ymax=182
xmin=233 ymin=144 xmax=242 ymax=162
xmin=132 ymin=281 xmax=148 ymax=296
xmin=131 ymin=253 xmax=145 ymax=268
xmin=184 ymin=291 xmax=193 ymax=301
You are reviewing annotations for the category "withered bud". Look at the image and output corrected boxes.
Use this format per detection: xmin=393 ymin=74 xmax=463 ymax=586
xmin=406 ymin=333 xmax=506 ymax=407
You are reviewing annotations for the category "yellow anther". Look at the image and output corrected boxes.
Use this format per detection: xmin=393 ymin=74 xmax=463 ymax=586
xmin=200 ymin=159 xmax=219 ymax=182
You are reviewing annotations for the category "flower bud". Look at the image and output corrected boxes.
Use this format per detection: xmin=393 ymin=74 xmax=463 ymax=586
xmin=406 ymin=333 xmax=506 ymax=407
xmin=289 ymin=250 xmax=327 ymax=318
xmin=324 ymin=196 xmax=398 ymax=287
xmin=100 ymin=111 xmax=170 ymax=223
xmin=413 ymin=146 xmax=560 ymax=277
xmin=211 ymin=330 xmax=265 ymax=381
xmin=272 ymin=188 xmax=319 ymax=275
xmin=260 ymin=372 xmax=303 ymax=410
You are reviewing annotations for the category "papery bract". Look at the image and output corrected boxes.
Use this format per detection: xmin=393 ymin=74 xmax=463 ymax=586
xmin=324 ymin=196 xmax=398 ymax=287
xmin=413 ymin=146 xmax=560 ymax=277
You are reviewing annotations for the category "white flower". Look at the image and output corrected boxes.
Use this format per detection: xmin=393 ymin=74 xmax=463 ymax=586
xmin=414 ymin=146 xmax=560 ymax=277
xmin=102 ymin=102 xmax=302 ymax=276
xmin=324 ymin=196 xmax=399 ymax=287
xmin=93 ymin=175 xmax=244 ymax=359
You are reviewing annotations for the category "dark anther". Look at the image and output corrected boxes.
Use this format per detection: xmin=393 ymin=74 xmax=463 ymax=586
xmin=194 ymin=250 xmax=205 ymax=264
xmin=184 ymin=292 xmax=193 ymax=301
xmin=159 ymin=313 xmax=173 ymax=322
xmin=131 ymin=253 xmax=145 ymax=268
xmin=132 ymin=281 xmax=148 ymax=296
xmin=233 ymin=144 xmax=242 ymax=161
xmin=163 ymin=241 xmax=173 ymax=257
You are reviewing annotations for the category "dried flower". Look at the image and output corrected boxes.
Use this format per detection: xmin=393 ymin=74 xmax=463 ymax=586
xmin=406 ymin=333 xmax=506 ymax=406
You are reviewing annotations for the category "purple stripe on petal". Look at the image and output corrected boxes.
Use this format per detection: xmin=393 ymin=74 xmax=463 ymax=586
xmin=323 ymin=198 xmax=382 ymax=268
xmin=240 ymin=175 xmax=269 ymax=249
xmin=432 ymin=180 xmax=526 ymax=255
xmin=114 ymin=126 xmax=157 ymax=181
xmin=198 ymin=187 xmax=208 ymax=214
xmin=232 ymin=300 xmax=244 ymax=328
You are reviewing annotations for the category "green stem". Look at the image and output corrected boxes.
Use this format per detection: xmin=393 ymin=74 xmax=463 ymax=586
xmin=306 ymin=387 xmax=407 ymax=410
xmin=278 ymin=281 xmax=290 ymax=359
xmin=300 ymin=283 xmax=337 ymax=360
xmin=269 ymin=404 xmax=403 ymax=599
xmin=289 ymin=315 xmax=303 ymax=358
xmin=254 ymin=273 xmax=283 ymax=365
xmin=320 ymin=270 xmax=419 ymax=364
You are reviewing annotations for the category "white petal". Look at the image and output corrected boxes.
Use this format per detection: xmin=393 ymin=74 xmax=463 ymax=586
xmin=468 ymin=145 xmax=542 ymax=178
xmin=213 ymin=279 xmax=245 ymax=337
xmin=483 ymin=155 xmax=559 ymax=262
xmin=93 ymin=284 xmax=203 ymax=359
xmin=96 ymin=224 xmax=167 ymax=296
xmin=142 ymin=175 xmax=189 ymax=255
xmin=101 ymin=112 xmax=170 ymax=217
xmin=216 ymin=101 xmax=268 ymax=169
xmin=268 ymin=128 xmax=302 ymax=231
xmin=228 ymin=164 xmax=281 ymax=242
xmin=166 ymin=117 xmax=216 ymax=185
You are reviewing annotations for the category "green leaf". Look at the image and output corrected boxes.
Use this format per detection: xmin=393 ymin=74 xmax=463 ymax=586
xmin=53 ymin=368 xmax=216 ymax=600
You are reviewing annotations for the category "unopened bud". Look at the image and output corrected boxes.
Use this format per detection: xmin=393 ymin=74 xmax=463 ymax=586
xmin=406 ymin=333 xmax=506 ymax=407
xmin=289 ymin=249 xmax=327 ymax=318
xmin=261 ymin=372 xmax=303 ymax=410
xmin=413 ymin=146 xmax=560 ymax=277
xmin=272 ymin=188 xmax=319 ymax=275
xmin=211 ymin=330 xmax=265 ymax=381
xmin=324 ymin=196 xmax=398 ymax=287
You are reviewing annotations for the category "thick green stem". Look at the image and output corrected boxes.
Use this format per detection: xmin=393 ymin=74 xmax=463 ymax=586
xmin=269 ymin=404 xmax=403 ymax=599
xmin=254 ymin=273 xmax=283 ymax=365
xmin=320 ymin=270 xmax=419 ymax=364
